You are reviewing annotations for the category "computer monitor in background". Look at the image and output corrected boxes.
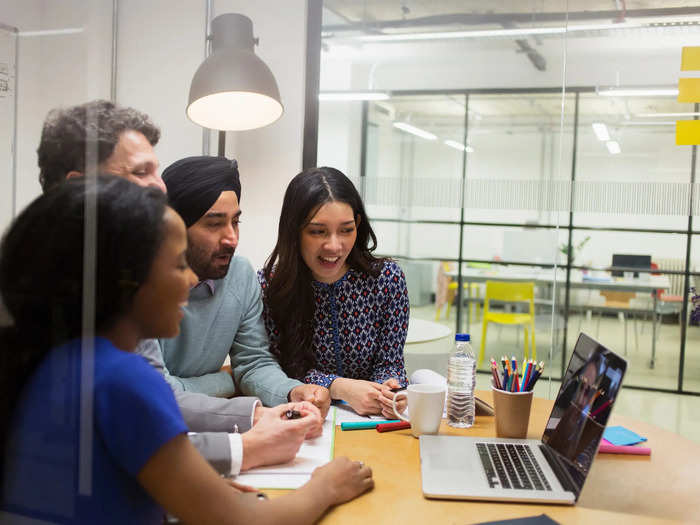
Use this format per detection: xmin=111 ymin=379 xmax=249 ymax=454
xmin=611 ymin=254 xmax=652 ymax=278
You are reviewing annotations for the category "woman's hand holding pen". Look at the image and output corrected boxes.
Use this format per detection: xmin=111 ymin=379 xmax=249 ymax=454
xmin=240 ymin=402 xmax=322 ymax=470
xmin=378 ymin=378 xmax=406 ymax=419
xmin=330 ymin=377 xmax=385 ymax=415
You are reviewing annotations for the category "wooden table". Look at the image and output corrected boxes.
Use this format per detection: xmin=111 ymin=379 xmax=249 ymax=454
xmin=275 ymin=390 xmax=700 ymax=524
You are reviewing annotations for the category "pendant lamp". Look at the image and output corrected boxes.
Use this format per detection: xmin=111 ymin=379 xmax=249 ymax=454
xmin=187 ymin=13 xmax=284 ymax=131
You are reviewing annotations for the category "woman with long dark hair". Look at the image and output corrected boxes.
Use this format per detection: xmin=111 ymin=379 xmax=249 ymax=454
xmin=260 ymin=167 xmax=409 ymax=418
xmin=1 ymin=176 xmax=372 ymax=524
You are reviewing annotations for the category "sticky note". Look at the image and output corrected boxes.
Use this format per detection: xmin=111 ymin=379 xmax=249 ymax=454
xmin=603 ymin=425 xmax=647 ymax=446
xmin=681 ymin=46 xmax=700 ymax=71
xmin=676 ymin=120 xmax=700 ymax=145
xmin=678 ymin=78 xmax=700 ymax=103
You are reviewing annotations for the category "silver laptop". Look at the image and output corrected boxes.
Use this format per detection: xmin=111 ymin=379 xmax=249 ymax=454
xmin=420 ymin=333 xmax=627 ymax=505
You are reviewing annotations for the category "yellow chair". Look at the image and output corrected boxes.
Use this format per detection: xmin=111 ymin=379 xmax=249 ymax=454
xmin=479 ymin=281 xmax=536 ymax=367
xmin=435 ymin=262 xmax=481 ymax=322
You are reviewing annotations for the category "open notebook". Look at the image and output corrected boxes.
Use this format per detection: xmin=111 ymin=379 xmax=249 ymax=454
xmin=234 ymin=407 xmax=336 ymax=489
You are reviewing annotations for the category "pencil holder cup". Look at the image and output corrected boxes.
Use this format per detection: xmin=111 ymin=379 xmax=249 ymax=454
xmin=492 ymin=387 xmax=534 ymax=439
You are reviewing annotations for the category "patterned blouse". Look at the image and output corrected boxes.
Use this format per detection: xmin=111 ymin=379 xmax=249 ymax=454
xmin=257 ymin=260 xmax=409 ymax=388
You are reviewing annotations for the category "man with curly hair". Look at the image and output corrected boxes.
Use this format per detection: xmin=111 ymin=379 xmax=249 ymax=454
xmin=37 ymin=99 xmax=165 ymax=193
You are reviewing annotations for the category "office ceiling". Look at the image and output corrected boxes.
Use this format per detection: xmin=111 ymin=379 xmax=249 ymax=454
xmin=321 ymin=1 xmax=699 ymax=130
xmin=323 ymin=1 xmax=700 ymax=28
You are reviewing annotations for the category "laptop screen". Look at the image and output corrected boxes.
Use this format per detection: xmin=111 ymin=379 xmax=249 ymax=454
xmin=541 ymin=333 xmax=627 ymax=498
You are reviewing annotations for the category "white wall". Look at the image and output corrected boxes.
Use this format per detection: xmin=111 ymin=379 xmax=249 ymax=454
xmin=214 ymin=0 xmax=309 ymax=270
xmin=4 ymin=0 xmax=309 ymax=272
xmin=116 ymin=0 xmax=205 ymax=171
xmin=2 ymin=0 xmax=112 ymax=234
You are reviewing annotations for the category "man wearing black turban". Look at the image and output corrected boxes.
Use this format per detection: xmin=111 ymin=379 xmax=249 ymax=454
xmin=156 ymin=156 xmax=331 ymax=436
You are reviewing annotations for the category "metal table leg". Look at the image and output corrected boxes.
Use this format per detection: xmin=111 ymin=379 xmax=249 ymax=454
xmin=650 ymin=293 xmax=657 ymax=369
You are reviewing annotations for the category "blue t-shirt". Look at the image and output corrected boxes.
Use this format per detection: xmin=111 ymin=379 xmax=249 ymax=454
xmin=2 ymin=337 xmax=188 ymax=524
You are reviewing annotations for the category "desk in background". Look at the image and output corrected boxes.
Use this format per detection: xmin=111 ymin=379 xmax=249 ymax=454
xmin=272 ymin=390 xmax=698 ymax=524
xmin=448 ymin=267 xmax=670 ymax=367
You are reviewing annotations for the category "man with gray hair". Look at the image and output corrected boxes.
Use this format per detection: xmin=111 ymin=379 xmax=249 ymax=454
xmin=37 ymin=99 xmax=165 ymax=193
xmin=34 ymin=100 xmax=321 ymax=478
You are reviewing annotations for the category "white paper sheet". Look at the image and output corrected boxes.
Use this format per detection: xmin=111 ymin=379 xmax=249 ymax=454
xmin=235 ymin=407 xmax=336 ymax=489
xmin=333 ymin=402 xmax=387 ymax=425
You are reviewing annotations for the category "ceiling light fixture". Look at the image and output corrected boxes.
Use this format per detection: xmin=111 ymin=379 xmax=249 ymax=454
xmin=354 ymin=20 xmax=657 ymax=43
xmin=444 ymin=140 xmax=474 ymax=153
xmin=18 ymin=28 xmax=84 ymax=37
xmin=597 ymin=86 xmax=679 ymax=97
xmin=591 ymin=122 xmax=610 ymax=141
xmin=359 ymin=26 xmax=565 ymax=42
xmin=393 ymin=122 xmax=437 ymax=140
xmin=623 ymin=121 xmax=677 ymax=126
xmin=319 ymin=91 xmax=390 ymax=101
xmin=636 ymin=112 xmax=700 ymax=118
xmin=606 ymin=141 xmax=621 ymax=154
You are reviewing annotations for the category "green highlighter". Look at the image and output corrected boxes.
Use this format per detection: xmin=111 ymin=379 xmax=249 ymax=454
xmin=341 ymin=420 xmax=401 ymax=431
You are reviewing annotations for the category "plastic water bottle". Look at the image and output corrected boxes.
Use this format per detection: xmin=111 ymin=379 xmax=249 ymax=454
xmin=447 ymin=333 xmax=476 ymax=428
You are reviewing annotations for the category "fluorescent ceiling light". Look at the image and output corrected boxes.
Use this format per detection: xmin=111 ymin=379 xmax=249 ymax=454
xmin=597 ymin=87 xmax=679 ymax=97
xmin=355 ymin=21 xmax=651 ymax=43
xmin=623 ymin=121 xmax=676 ymax=126
xmin=444 ymin=140 xmax=474 ymax=153
xmin=393 ymin=122 xmax=437 ymax=140
xmin=636 ymin=112 xmax=700 ymax=118
xmin=359 ymin=26 xmax=564 ymax=42
xmin=319 ymin=91 xmax=390 ymax=101
xmin=567 ymin=22 xmax=644 ymax=32
xmin=591 ymin=122 xmax=610 ymax=141
xmin=606 ymin=141 xmax=621 ymax=154
xmin=18 ymin=28 xmax=84 ymax=37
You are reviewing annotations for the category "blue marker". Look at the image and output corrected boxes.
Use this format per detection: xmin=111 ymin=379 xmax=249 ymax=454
xmin=341 ymin=420 xmax=401 ymax=431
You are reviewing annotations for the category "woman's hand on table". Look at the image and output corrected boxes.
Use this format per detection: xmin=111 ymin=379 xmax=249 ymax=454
xmin=307 ymin=457 xmax=374 ymax=506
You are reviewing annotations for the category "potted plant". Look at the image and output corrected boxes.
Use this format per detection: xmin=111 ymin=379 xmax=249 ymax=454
xmin=559 ymin=235 xmax=591 ymax=264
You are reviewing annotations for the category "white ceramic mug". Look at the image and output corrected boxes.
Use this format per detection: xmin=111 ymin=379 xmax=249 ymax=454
xmin=392 ymin=384 xmax=446 ymax=438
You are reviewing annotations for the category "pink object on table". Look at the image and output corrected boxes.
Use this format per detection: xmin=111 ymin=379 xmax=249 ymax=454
xmin=598 ymin=439 xmax=651 ymax=455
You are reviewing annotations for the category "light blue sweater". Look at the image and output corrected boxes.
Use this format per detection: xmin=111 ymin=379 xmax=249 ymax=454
xmin=159 ymin=256 xmax=301 ymax=407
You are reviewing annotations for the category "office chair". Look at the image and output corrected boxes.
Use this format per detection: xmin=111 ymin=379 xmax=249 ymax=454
xmin=478 ymin=280 xmax=536 ymax=367
xmin=435 ymin=262 xmax=481 ymax=322
xmin=596 ymin=290 xmax=638 ymax=355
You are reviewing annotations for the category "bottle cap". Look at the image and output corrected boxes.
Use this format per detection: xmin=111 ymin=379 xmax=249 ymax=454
xmin=455 ymin=333 xmax=470 ymax=342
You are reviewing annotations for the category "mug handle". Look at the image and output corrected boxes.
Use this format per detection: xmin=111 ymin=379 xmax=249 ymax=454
xmin=392 ymin=391 xmax=410 ymax=422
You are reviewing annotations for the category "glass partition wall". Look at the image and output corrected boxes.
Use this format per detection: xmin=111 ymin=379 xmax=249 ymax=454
xmin=320 ymin=88 xmax=699 ymax=394
xmin=318 ymin=0 xmax=700 ymax=395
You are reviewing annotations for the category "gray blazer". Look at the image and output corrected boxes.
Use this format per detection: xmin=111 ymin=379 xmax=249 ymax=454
xmin=136 ymin=338 xmax=260 ymax=474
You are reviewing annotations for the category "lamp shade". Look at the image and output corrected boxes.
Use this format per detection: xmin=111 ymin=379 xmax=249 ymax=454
xmin=187 ymin=13 xmax=283 ymax=131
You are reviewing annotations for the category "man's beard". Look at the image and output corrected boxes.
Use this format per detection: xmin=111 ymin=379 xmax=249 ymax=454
xmin=186 ymin=244 xmax=235 ymax=281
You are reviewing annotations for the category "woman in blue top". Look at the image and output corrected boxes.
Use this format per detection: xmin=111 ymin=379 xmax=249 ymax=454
xmin=260 ymin=167 xmax=409 ymax=419
xmin=0 ymin=176 xmax=372 ymax=524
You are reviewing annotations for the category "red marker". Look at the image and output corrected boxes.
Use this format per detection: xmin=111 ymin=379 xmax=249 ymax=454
xmin=376 ymin=421 xmax=411 ymax=433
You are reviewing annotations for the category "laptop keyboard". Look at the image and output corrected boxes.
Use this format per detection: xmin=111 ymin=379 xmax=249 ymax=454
xmin=476 ymin=443 xmax=552 ymax=491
